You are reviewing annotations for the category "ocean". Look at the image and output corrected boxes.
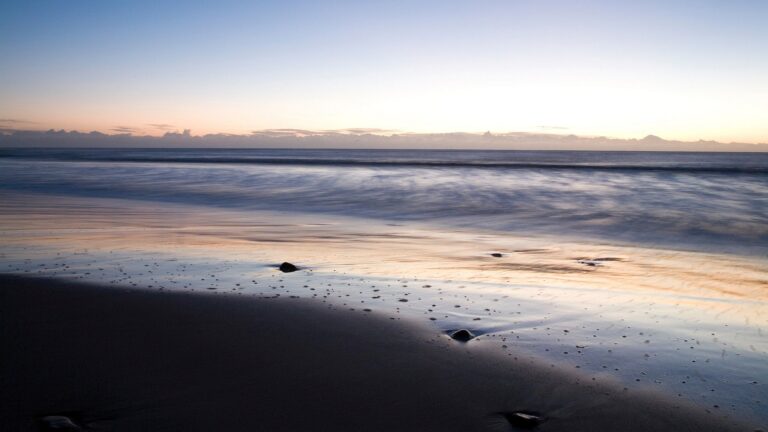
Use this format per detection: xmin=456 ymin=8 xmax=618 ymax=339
xmin=1 ymin=148 xmax=766 ymax=255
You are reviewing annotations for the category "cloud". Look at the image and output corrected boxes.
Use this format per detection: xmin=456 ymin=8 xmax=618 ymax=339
xmin=251 ymin=128 xmax=398 ymax=138
xmin=110 ymin=126 xmax=139 ymax=134
xmin=251 ymin=129 xmax=320 ymax=137
xmin=0 ymin=119 xmax=41 ymax=134
xmin=147 ymin=123 xmax=176 ymax=131
xmin=538 ymin=125 xmax=569 ymax=131
xmin=163 ymin=129 xmax=191 ymax=137
xmin=329 ymin=128 xmax=398 ymax=135
xmin=0 ymin=128 xmax=766 ymax=152
xmin=0 ymin=118 xmax=38 ymax=125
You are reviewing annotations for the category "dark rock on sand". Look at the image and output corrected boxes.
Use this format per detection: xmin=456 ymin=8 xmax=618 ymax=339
xmin=279 ymin=262 xmax=299 ymax=273
xmin=450 ymin=329 xmax=475 ymax=342
xmin=40 ymin=416 xmax=81 ymax=431
xmin=490 ymin=253 xmax=503 ymax=258
xmin=503 ymin=411 xmax=544 ymax=429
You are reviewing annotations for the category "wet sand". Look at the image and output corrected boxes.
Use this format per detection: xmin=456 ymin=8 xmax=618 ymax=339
xmin=2 ymin=192 xmax=766 ymax=427
xmin=0 ymin=275 xmax=755 ymax=431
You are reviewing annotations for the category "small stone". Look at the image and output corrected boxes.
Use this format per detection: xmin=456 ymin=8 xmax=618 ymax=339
xmin=278 ymin=262 xmax=299 ymax=273
xmin=490 ymin=253 xmax=503 ymax=258
xmin=503 ymin=411 xmax=544 ymax=429
xmin=449 ymin=329 xmax=475 ymax=342
xmin=40 ymin=416 xmax=81 ymax=431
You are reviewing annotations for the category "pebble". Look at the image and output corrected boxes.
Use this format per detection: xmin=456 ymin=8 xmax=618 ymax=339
xmin=40 ymin=416 xmax=81 ymax=431
xmin=450 ymin=329 xmax=476 ymax=342
xmin=278 ymin=262 xmax=299 ymax=273
xmin=503 ymin=411 xmax=543 ymax=429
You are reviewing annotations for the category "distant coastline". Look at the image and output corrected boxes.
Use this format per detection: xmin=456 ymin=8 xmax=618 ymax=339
xmin=1 ymin=129 xmax=766 ymax=152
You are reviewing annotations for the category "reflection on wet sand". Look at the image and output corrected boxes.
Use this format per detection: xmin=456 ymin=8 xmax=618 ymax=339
xmin=1 ymin=191 xmax=766 ymax=425
xmin=3 ymin=192 xmax=763 ymax=302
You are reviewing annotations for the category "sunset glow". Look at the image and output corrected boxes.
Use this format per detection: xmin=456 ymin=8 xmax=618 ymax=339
xmin=1 ymin=1 xmax=767 ymax=144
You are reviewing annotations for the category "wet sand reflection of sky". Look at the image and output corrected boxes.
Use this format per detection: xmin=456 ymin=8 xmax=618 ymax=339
xmin=1 ymin=192 xmax=766 ymax=425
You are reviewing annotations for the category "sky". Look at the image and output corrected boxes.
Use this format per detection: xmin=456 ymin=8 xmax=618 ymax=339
xmin=1 ymin=0 xmax=767 ymax=144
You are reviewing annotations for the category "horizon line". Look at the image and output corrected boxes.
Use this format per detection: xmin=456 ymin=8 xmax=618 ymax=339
xmin=1 ymin=127 xmax=766 ymax=145
xmin=1 ymin=128 xmax=767 ymax=152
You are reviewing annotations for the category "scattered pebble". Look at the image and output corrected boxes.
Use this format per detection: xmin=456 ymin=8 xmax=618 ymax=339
xmin=449 ymin=329 xmax=475 ymax=342
xmin=503 ymin=411 xmax=544 ymax=429
xmin=40 ymin=416 xmax=81 ymax=431
xmin=278 ymin=262 xmax=299 ymax=273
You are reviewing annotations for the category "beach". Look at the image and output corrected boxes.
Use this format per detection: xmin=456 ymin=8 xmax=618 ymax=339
xmin=0 ymin=149 xmax=766 ymax=430
xmin=0 ymin=274 xmax=755 ymax=431
xmin=4 ymin=0 xmax=768 ymax=429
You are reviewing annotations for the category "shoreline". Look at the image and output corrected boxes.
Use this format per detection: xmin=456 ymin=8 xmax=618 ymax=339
xmin=0 ymin=274 xmax=755 ymax=431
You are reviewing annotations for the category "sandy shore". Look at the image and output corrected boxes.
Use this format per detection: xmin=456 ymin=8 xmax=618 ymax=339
xmin=0 ymin=274 xmax=754 ymax=431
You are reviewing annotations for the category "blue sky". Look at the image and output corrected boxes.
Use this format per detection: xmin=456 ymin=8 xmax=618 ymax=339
xmin=1 ymin=0 xmax=767 ymax=142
